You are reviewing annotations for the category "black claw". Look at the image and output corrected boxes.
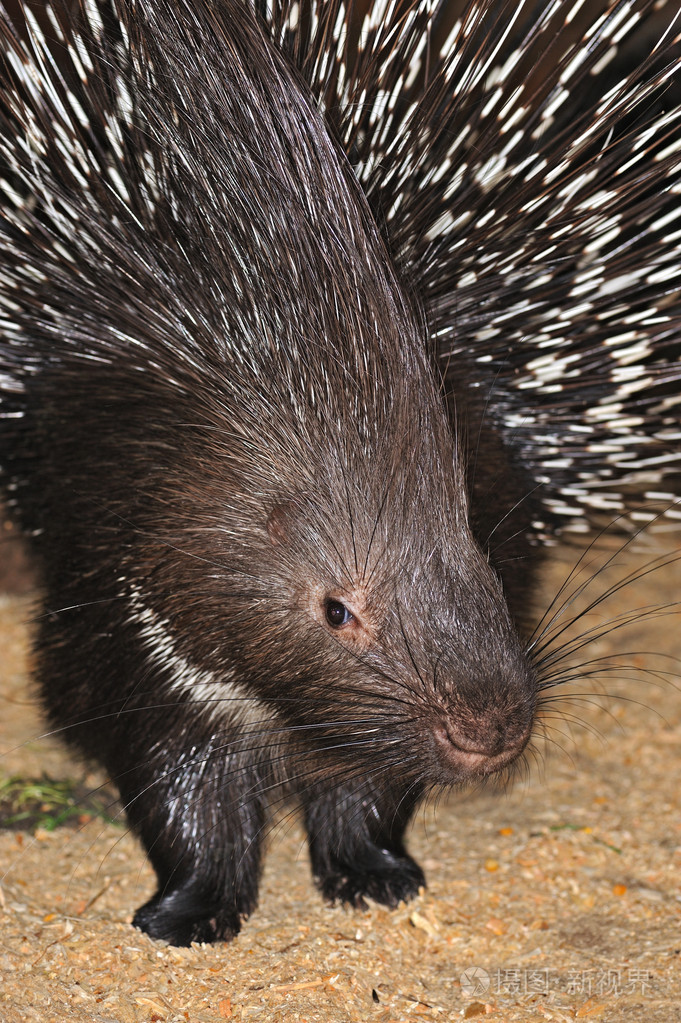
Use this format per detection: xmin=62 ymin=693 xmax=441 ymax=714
xmin=317 ymin=853 xmax=425 ymax=909
xmin=133 ymin=889 xmax=241 ymax=946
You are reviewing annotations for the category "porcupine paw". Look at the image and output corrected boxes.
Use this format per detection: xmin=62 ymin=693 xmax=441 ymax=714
xmin=133 ymin=889 xmax=242 ymax=947
xmin=317 ymin=850 xmax=425 ymax=909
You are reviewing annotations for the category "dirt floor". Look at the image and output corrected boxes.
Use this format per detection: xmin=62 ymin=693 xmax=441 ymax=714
xmin=1 ymin=524 xmax=681 ymax=1023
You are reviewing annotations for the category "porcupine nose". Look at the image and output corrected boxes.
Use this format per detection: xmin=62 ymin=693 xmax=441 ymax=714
xmin=433 ymin=719 xmax=532 ymax=778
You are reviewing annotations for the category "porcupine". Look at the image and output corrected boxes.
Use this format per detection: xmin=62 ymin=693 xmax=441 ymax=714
xmin=0 ymin=0 xmax=679 ymax=946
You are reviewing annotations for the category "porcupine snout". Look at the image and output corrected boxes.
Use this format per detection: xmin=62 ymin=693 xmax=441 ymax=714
xmin=424 ymin=637 xmax=535 ymax=783
xmin=430 ymin=672 xmax=535 ymax=780
xmin=391 ymin=541 xmax=538 ymax=786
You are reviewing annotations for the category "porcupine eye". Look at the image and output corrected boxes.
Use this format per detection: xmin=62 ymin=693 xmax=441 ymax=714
xmin=325 ymin=599 xmax=354 ymax=628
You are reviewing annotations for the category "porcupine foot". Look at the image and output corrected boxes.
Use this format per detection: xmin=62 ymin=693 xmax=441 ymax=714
xmin=133 ymin=884 xmax=243 ymax=946
xmin=314 ymin=848 xmax=425 ymax=909
xmin=129 ymin=831 xmax=262 ymax=947
xmin=305 ymin=781 xmax=425 ymax=909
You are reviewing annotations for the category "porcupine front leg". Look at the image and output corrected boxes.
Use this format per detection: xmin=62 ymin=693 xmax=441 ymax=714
xmin=35 ymin=600 xmax=268 ymax=947
xmin=120 ymin=729 xmax=268 ymax=946
xmin=304 ymin=780 xmax=425 ymax=908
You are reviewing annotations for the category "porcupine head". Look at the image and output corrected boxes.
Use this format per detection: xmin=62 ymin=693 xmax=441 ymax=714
xmin=0 ymin=0 xmax=537 ymax=945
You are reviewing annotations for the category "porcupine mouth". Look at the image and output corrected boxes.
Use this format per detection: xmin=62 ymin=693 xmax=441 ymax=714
xmin=432 ymin=722 xmax=532 ymax=780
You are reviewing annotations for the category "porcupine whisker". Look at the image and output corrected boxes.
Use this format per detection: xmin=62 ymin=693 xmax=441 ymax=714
xmin=486 ymin=504 xmax=544 ymax=563
xmin=361 ymin=458 xmax=410 ymax=584
xmin=0 ymin=705 xmax=405 ymax=771
xmin=532 ymin=586 xmax=681 ymax=670
xmin=538 ymin=653 xmax=680 ymax=693
xmin=527 ymin=532 xmax=633 ymax=654
xmin=527 ymin=726 xmax=578 ymax=774
xmin=23 ymin=594 xmax=136 ymax=623
xmin=534 ymin=722 xmax=610 ymax=772
xmin=533 ymin=681 xmax=675 ymax=762
xmin=536 ymin=636 xmax=681 ymax=680
xmin=528 ymin=528 xmax=681 ymax=656
xmin=520 ymin=742 xmax=545 ymax=780
xmin=537 ymin=698 xmax=619 ymax=740
xmin=536 ymin=672 xmax=675 ymax=710
xmin=394 ymin=595 xmax=429 ymax=697
xmin=532 ymin=654 xmax=678 ymax=756
xmin=533 ymin=594 xmax=681 ymax=669
xmin=538 ymin=694 xmax=665 ymax=736
xmin=531 ymin=707 xmax=601 ymax=740
xmin=431 ymin=649 xmax=445 ymax=696
xmin=531 ymin=652 xmax=678 ymax=723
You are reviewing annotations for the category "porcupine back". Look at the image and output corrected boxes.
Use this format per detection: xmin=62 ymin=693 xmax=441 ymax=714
xmin=270 ymin=0 xmax=681 ymax=575
xmin=0 ymin=0 xmax=454 ymax=559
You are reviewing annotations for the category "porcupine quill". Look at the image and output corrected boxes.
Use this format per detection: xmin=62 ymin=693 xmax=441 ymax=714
xmin=0 ymin=0 xmax=679 ymax=946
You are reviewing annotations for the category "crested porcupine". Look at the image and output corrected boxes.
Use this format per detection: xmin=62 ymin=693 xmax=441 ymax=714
xmin=0 ymin=0 xmax=679 ymax=946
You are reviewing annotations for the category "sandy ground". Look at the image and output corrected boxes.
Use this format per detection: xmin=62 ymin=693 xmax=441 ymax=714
xmin=1 ymin=529 xmax=680 ymax=1023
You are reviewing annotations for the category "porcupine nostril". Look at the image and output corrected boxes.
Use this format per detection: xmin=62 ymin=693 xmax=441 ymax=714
xmin=433 ymin=721 xmax=531 ymax=777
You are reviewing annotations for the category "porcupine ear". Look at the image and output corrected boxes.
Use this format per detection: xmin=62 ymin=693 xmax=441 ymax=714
xmin=267 ymin=497 xmax=309 ymax=545
xmin=267 ymin=502 xmax=296 ymax=545
xmin=267 ymin=0 xmax=681 ymax=550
